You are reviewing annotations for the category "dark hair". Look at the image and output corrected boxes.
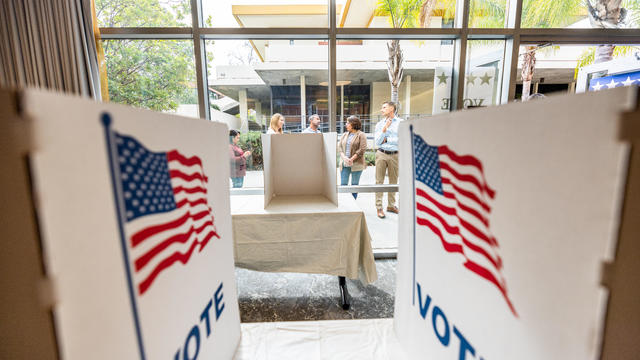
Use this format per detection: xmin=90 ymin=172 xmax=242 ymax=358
xmin=229 ymin=129 xmax=239 ymax=143
xmin=383 ymin=101 xmax=397 ymax=113
xmin=346 ymin=116 xmax=361 ymax=131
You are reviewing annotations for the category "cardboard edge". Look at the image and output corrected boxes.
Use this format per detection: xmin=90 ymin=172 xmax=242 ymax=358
xmin=0 ymin=88 xmax=60 ymax=359
xmin=600 ymin=91 xmax=640 ymax=360
xmin=322 ymin=132 xmax=338 ymax=206
xmin=261 ymin=134 xmax=273 ymax=208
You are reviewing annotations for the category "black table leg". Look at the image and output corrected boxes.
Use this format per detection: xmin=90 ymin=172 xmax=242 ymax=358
xmin=338 ymin=276 xmax=350 ymax=310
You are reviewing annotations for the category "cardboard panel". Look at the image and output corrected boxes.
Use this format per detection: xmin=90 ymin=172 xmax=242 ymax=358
xmin=20 ymin=89 xmax=240 ymax=359
xmin=322 ymin=132 xmax=338 ymax=205
xmin=272 ymin=134 xmax=325 ymax=196
xmin=261 ymin=133 xmax=338 ymax=207
xmin=600 ymin=107 xmax=640 ymax=360
xmin=394 ymin=87 xmax=637 ymax=360
xmin=0 ymin=90 xmax=59 ymax=359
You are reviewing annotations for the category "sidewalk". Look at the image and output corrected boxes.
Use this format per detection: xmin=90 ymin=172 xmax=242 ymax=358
xmin=238 ymin=168 xmax=399 ymax=252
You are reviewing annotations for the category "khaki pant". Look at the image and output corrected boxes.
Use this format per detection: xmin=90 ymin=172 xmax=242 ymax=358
xmin=375 ymin=150 xmax=398 ymax=210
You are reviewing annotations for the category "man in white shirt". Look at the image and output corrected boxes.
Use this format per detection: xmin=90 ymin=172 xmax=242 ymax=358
xmin=302 ymin=114 xmax=321 ymax=133
xmin=374 ymin=101 xmax=401 ymax=218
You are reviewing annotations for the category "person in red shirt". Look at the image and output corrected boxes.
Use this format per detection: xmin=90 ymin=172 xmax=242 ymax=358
xmin=229 ymin=130 xmax=251 ymax=188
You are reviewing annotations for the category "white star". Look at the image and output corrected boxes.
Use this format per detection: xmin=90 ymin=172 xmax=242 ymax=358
xmin=622 ymin=76 xmax=636 ymax=87
xmin=606 ymin=78 xmax=619 ymax=89
xmin=592 ymin=81 xmax=604 ymax=91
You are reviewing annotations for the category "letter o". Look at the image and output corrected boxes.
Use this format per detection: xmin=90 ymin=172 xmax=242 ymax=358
xmin=431 ymin=306 xmax=450 ymax=346
xmin=183 ymin=325 xmax=201 ymax=360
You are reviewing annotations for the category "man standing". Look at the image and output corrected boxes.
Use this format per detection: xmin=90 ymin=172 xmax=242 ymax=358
xmin=374 ymin=101 xmax=400 ymax=218
xmin=302 ymin=114 xmax=322 ymax=133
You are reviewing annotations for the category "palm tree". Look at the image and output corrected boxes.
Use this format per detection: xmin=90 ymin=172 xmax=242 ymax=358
xmin=376 ymin=0 xmax=425 ymax=104
xmin=520 ymin=0 xmax=636 ymax=100
xmin=586 ymin=0 xmax=633 ymax=63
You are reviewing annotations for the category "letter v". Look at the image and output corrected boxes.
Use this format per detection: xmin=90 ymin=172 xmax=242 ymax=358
xmin=417 ymin=283 xmax=432 ymax=319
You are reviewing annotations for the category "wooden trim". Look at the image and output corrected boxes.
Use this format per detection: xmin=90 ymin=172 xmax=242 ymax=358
xmin=366 ymin=12 xmax=375 ymax=28
xmin=339 ymin=0 xmax=352 ymax=28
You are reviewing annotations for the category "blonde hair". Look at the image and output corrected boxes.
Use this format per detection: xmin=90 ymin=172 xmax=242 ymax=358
xmin=269 ymin=113 xmax=284 ymax=134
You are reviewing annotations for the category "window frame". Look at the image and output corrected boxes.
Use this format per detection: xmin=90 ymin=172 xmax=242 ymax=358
xmin=99 ymin=0 xmax=640 ymax=195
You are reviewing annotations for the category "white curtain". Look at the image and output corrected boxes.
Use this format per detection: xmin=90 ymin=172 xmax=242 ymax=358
xmin=0 ymin=0 xmax=101 ymax=99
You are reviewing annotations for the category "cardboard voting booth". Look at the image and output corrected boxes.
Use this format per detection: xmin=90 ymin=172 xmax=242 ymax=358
xmin=0 ymin=89 xmax=240 ymax=359
xmin=394 ymin=86 xmax=640 ymax=360
xmin=261 ymin=133 xmax=337 ymax=208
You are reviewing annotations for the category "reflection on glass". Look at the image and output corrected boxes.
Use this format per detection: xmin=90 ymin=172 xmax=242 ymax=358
xmin=464 ymin=40 xmax=505 ymax=108
xmin=340 ymin=0 xmax=455 ymax=28
xmin=103 ymin=40 xmax=196 ymax=114
xmin=96 ymin=0 xmax=191 ymax=27
xmin=521 ymin=0 xmax=639 ymax=29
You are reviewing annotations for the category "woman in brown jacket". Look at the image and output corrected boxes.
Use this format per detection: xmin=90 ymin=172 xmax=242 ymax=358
xmin=338 ymin=116 xmax=367 ymax=199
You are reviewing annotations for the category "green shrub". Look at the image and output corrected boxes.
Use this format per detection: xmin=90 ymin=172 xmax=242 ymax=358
xmin=238 ymin=131 xmax=263 ymax=170
xmin=364 ymin=150 xmax=376 ymax=166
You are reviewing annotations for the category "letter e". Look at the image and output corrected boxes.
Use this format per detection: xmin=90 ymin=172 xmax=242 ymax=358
xmin=214 ymin=282 xmax=225 ymax=320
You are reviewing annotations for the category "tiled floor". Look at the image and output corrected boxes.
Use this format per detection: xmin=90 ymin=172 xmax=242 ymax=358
xmin=236 ymin=260 xmax=397 ymax=323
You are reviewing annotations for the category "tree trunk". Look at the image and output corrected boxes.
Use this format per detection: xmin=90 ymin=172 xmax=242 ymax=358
xmin=595 ymin=44 xmax=616 ymax=63
xmin=391 ymin=85 xmax=399 ymax=103
xmin=521 ymin=46 xmax=537 ymax=101
xmin=588 ymin=0 xmax=624 ymax=63
xmin=387 ymin=40 xmax=404 ymax=105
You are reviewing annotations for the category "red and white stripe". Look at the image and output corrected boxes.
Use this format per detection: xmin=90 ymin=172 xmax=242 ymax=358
xmin=127 ymin=150 xmax=219 ymax=295
xmin=416 ymin=146 xmax=517 ymax=316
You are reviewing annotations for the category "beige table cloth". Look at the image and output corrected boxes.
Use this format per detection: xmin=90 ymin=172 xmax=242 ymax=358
xmin=231 ymin=194 xmax=378 ymax=284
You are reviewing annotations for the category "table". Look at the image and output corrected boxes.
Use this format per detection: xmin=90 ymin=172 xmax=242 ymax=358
xmin=231 ymin=194 xmax=378 ymax=307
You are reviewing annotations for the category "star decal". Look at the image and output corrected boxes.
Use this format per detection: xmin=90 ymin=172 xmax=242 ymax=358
xmin=436 ymin=72 xmax=449 ymax=85
xmin=592 ymin=81 xmax=603 ymax=91
xmin=466 ymin=74 xmax=477 ymax=85
xmin=606 ymin=78 xmax=619 ymax=89
xmin=479 ymin=72 xmax=492 ymax=85
xmin=622 ymin=76 xmax=636 ymax=87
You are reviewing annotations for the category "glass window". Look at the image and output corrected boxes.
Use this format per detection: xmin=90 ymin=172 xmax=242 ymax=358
xmin=516 ymin=44 xmax=640 ymax=98
xmin=201 ymin=1 xmax=330 ymax=28
xmin=96 ymin=0 xmax=191 ymax=27
xmin=339 ymin=0 xmax=456 ymax=29
xmin=521 ymin=0 xmax=639 ymax=28
xmin=469 ymin=0 xmax=507 ymax=28
xmin=205 ymin=39 xmax=328 ymax=188
xmin=335 ymin=38 xmax=454 ymax=183
xmin=464 ymin=40 xmax=506 ymax=108
xmin=102 ymin=40 xmax=197 ymax=114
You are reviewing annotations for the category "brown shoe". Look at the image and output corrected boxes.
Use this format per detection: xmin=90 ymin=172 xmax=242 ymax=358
xmin=387 ymin=206 xmax=399 ymax=214
xmin=377 ymin=209 xmax=386 ymax=218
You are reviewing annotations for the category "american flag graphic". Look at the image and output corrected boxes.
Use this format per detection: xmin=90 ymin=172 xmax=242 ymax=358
xmin=114 ymin=132 xmax=219 ymax=296
xmin=413 ymin=133 xmax=517 ymax=316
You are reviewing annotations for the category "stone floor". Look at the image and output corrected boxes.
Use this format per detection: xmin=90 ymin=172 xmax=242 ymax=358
xmin=236 ymin=259 xmax=397 ymax=323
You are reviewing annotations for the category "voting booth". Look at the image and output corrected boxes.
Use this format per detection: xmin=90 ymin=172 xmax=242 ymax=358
xmin=0 ymin=89 xmax=241 ymax=359
xmin=395 ymin=86 xmax=640 ymax=360
xmin=261 ymin=132 xmax=338 ymax=208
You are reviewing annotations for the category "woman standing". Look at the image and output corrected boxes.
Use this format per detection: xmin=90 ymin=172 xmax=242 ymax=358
xmin=229 ymin=129 xmax=251 ymax=188
xmin=267 ymin=113 xmax=285 ymax=134
xmin=338 ymin=116 xmax=367 ymax=199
